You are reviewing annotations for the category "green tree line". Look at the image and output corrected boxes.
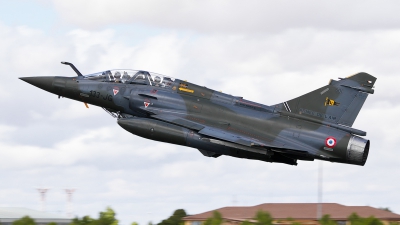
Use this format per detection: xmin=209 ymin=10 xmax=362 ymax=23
xmin=10 ymin=207 xmax=119 ymax=225
xmin=8 ymin=208 xmax=399 ymax=225
xmin=201 ymin=210 xmax=398 ymax=225
xmin=8 ymin=208 xmax=188 ymax=225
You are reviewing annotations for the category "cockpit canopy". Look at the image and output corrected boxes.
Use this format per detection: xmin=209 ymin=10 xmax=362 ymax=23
xmin=83 ymin=69 xmax=175 ymax=88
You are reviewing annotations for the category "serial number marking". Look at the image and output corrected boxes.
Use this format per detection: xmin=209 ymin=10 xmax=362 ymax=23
xmin=89 ymin=90 xmax=113 ymax=101
xmin=299 ymin=108 xmax=337 ymax=121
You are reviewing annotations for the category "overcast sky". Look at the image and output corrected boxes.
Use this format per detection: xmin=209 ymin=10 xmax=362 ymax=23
xmin=1 ymin=0 xmax=400 ymax=224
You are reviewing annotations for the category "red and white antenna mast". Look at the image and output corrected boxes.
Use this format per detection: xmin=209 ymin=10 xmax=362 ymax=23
xmin=36 ymin=188 xmax=50 ymax=212
xmin=65 ymin=188 xmax=76 ymax=218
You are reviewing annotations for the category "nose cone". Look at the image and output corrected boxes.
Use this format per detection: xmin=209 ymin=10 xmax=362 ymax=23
xmin=19 ymin=76 xmax=55 ymax=93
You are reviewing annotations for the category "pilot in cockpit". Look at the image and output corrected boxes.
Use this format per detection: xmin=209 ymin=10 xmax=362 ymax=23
xmin=122 ymin=71 xmax=131 ymax=83
xmin=105 ymin=71 xmax=114 ymax=82
xmin=153 ymin=76 xmax=162 ymax=87
xmin=114 ymin=71 xmax=121 ymax=83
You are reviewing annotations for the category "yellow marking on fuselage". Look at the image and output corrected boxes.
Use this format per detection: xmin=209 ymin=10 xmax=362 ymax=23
xmin=179 ymin=87 xmax=194 ymax=93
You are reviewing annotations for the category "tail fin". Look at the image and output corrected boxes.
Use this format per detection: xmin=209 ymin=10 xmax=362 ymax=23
xmin=274 ymin=72 xmax=376 ymax=127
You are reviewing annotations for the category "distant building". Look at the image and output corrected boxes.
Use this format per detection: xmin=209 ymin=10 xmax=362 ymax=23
xmin=0 ymin=207 xmax=72 ymax=225
xmin=183 ymin=203 xmax=400 ymax=225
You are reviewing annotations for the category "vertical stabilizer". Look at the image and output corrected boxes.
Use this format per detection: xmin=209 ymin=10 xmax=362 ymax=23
xmin=274 ymin=72 xmax=376 ymax=127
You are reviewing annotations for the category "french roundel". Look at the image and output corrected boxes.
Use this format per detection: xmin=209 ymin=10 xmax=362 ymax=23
xmin=325 ymin=137 xmax=337 ymax=147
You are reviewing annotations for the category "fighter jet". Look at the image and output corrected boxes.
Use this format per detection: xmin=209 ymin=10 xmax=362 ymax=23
xmin=20 ymin=62 xmax=376 ymax=166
